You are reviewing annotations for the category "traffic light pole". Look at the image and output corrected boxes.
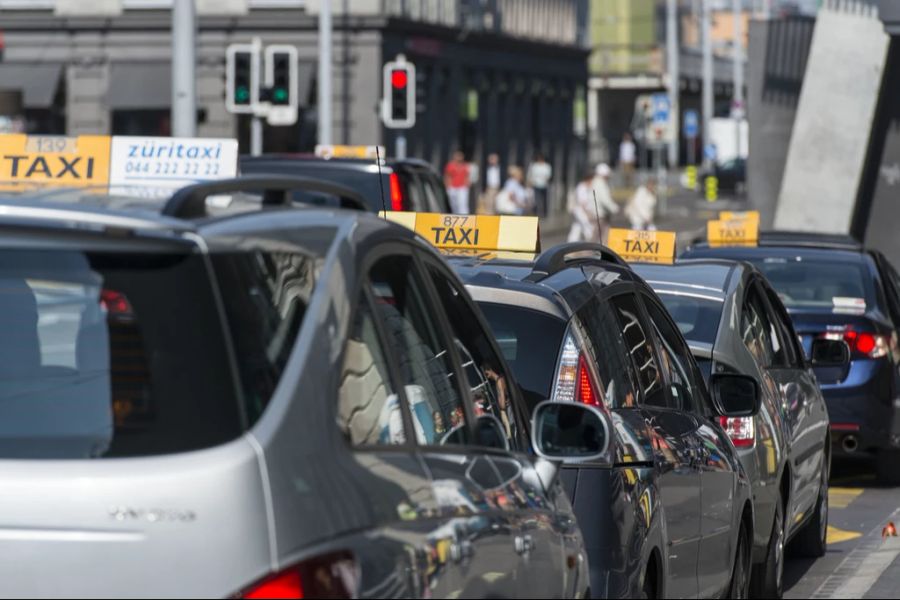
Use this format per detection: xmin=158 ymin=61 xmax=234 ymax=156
xmin=251 ymin=37 xmax=264 ymax=156
xmin=396 ymin=134 xmax=407 ymax=160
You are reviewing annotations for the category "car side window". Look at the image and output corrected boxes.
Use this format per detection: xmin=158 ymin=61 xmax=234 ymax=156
xmin=761 ymin=282 xmax=805 ymax=368
xmin=369 ymin=255 xmax=470 ymax=446
xmin=577 ymin=297 xmax=639 ymax=408
xmin=610 ymin=294 xmax=667 ymax=408
xmin=425 ymin=263 xmax=525 ymax=451
xmin=418 ymin=170 xmax=448 ymax=213
xmin=337 ymin=291 xmax=407 ymax=446
xmin=642 ymin=295 xmax=706 ymax=413
xmin=742 ymin=286 xmax=781 ymax=368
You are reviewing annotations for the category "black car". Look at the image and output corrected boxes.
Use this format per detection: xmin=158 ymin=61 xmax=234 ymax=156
xmin=241 ymin=153 xmax=451 ymax=213
xmin=447 ymin=242 xmax=757 ymax=599
xmin=0 ymin=176 xmax=589 ymax=598
xmin=702 ymin=158 xmax=746 ymax=194
xmin=635 ymin=260 xmax=843 ymax=597
xmin=683 ymin=232 xmax=900 ymax=483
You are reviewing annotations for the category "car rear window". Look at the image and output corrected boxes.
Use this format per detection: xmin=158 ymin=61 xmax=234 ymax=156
xmin=655 ymin=292 xmax=723 ymax=346
xmin=477 ymin=303 xmax=566 ymax=411
xmin=241 ymin=161 xmax=386 ymax=211
xmin=0 ymin=242 xmax=325 ymax=459
xmin=748 ymin=258 xmax=873 ymax=312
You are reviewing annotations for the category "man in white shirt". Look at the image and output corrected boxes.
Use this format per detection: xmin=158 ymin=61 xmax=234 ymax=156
xmin=527 ymin=153 xmax=553 ymax=217
xmin=619 ymin=132 xmax=637 ymax=188
xmin=478 ymin=153 xmax=502 ymax=214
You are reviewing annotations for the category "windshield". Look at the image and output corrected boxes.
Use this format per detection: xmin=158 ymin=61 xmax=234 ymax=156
xmin=477 ymin=303 xmax=566 ymax=412
xmin=748 ymin=257 xmax=872 ymax=311
xmin=655 ymin=291 xmax=724 ymax=346
xmin=0 ymin=240 xmax=328 ymax=459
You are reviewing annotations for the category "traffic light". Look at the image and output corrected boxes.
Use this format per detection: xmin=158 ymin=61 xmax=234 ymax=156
xmin=381 ymin=57 xmax=416 ymax=129
xmin=226 ymin=43 xmax=259 ymax=115
xmin=265 ymin=45 xmax=298 ymax=125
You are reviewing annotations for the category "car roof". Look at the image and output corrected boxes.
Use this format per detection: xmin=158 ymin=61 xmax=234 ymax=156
xmin=447 ymin=244 xmax=644 ymax=316
xmin=690 ymin=230 xmax=863 ymax=252
xmin=241 ymin=154 xmax=438 ymax=172
xmin=632 ymin=259 xmax=747 ymax=301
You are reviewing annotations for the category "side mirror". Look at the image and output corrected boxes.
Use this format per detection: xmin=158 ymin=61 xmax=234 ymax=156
xmin=810 ymin=338 xmax=851 ymax=367
xmin=474 ymin=414 xmax=510 ymax=452
xmin=530 ymin=401 xmax=610 ymax=462
xmin=710 ymin=374 xmax=760 ymax=418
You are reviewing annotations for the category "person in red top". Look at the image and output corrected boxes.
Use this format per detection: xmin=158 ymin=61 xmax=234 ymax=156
xmin=444 ymin=151 xmax=471 ymax=214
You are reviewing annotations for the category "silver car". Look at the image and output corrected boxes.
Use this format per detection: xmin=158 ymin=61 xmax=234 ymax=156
xmin=635 ymin=259 xmax=845 ymax=599
xmin=0 ymin=180 xmax=589 ymax=599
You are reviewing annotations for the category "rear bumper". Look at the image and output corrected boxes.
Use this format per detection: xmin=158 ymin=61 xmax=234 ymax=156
xmin=821 ymin=358 xmax=900 ymax=456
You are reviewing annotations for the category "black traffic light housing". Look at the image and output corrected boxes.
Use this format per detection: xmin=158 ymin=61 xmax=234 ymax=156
xmin=381 ymin=57 xmax=416 ymax=129
xmin=270 ymin=51 xmax=292 ymax=106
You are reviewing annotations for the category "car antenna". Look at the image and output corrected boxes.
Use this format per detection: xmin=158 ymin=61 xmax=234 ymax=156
xmin=375 ymin=146 xmax=388 ymax=218
xmin=593 ymin=190 xmax=603 ymax=239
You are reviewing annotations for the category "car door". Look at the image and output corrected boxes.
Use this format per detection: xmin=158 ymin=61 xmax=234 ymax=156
xmin=757 ymin=278 xmax=827 ymax=526
xmin=422 ymin=256 xmax=580 ymax=599
xmin=610 ymin=293 xmax=701 ymax=599
xmin=641 ymin=292 xmax=737 ymax=598
xmin=364 ymin=250 xmax=516 ymax=598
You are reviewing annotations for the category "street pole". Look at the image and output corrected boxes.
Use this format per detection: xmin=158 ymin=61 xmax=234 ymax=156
xmin=732 ymin=0 xmax=744 ymax=161
xmin=318 ymin=0 xmax=333 ymax=146
xmin=251 ymin=37 xmax=263 ymax=156
xmin=171 ymin=0 xmax=196 ymax=137
xmin=701 ymin=0 xmax=714 ymax=169
xmin=666 ymin=0 xmax=679 ymax=168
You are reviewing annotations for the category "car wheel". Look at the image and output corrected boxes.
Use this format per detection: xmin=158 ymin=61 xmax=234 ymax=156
xmin=641 ymin=566 xmax=655 ymax=600
xmin=750 ymin=493 xmax=784 ymax=598
xmin=729 ymin=523 xmax=751 ymax=599
xmin=876 ymin=449 xmax=900 ymax=485
xmin=793 ymin=454 xmax=829 ymax=558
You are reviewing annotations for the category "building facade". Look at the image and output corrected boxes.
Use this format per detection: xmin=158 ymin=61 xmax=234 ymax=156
xmin=0 ymin=0 xmax=589 ymax=212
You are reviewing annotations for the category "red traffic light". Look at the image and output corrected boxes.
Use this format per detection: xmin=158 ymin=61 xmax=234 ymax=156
xmin=391 ymin=69 xmax=408 ymax=89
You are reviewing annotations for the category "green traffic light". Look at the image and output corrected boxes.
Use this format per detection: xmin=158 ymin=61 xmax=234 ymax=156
xmin=236 ymin=87 xmax=250 ymax=103
xmin=273 ymin=88 xmax=288 ymax=103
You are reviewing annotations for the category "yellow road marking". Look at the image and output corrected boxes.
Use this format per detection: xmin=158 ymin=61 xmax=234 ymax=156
xmin=827 ymin=525 xmax=863 ymax=544
xmin=830 ymin=487 xmax=864 ymax=509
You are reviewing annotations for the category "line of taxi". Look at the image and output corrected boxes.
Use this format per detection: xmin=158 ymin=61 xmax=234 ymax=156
xmin=0 ymin=136 xmax=877 ymax=600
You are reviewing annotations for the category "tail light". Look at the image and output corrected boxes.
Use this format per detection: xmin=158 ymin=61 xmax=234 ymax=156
xmin=719 ymin=416 xmax=755 ymax=448
xmin=819 ymin=330 xmax=889 ymax=359
xmin=389 ymin=173 xmax=404 ymax=211
xmin=100 ymin=289 xmax=134 ymax=318
xmin=240 ymin=551 xmax=358 ymax=599
xmin=551 ymin=331 xmax=604 ymax=409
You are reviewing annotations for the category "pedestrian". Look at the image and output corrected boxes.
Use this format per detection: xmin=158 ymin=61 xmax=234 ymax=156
xmin=592 ymin=163 xmax=620 ymax=243
xmin=495 ymin=166 xmax=529 ymax=215
xmin=625 ymin=178 xmax=658 ymax=231
xmin=619 ymin=132 xmax=637 ymax=188
xmin=526 ymin=152 xmax=553 ymax=217
xmin=478 ymin=153 xmax=502 ymax=215
xmin=444 ymin=150 xmax=471 ymax=214
xmin=566 ymin=170 xmax=600 ymax=243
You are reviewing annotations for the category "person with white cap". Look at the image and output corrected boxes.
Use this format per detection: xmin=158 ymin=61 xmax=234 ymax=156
xmin=592 ymin=163 xmax=620 ymax=243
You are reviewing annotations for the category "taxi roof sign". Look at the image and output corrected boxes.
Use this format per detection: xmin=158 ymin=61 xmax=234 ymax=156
xmin=707 ymin=216 xmax=759 ymax=247
xmin=315 ymin=145 xmax=386 ymax=160
xmin=0 ymin=134 xmax=111 ymax=190
xmin=719 ymin=210 xmax=760 ymax=224
xmin=380 ymin=211 xmax=541 ymax=253
xmin=607 ymin=228 xmax=677 ymax=264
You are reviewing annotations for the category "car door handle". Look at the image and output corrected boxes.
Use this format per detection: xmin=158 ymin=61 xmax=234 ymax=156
xmin=514 ymin=534 xmax=535 ymax=555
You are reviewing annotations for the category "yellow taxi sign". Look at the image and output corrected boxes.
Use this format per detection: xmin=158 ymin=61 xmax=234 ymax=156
xmin=607 ymin=228 xmax=677 ymax=264
xmin=719 ymin=210 xmax=760 ymax=224
xmin=380 ymin=211 xmax=541 ymax=253
xmin=0 ymin=134 xmax=111 ymax=189
xmin=315 ymin=145 xmax=386 ymax=160
xmin=707 ymin=217 xmax=759 ymax=246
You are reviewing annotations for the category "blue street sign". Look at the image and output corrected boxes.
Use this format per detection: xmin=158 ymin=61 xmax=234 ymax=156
xmin=704 ymin=143 xmax=718 ymax=161
xmin=652 ymin=93 xmax=670 ymax=124
xmin=684 ymin=110 xmax=699 ymax=138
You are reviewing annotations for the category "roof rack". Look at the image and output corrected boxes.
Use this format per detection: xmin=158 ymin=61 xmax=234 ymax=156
xmin=162 ymin=175 xmax=368 ymax=219
xmin=526 ymin=242 xmax=628 ymax=281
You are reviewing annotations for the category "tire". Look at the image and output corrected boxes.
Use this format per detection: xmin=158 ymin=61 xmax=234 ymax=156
xmin=876 ymin=449 xmax=900 ymax=485
xmin=750 ymin=494 xmax=784 ymax=598
xmin=793 ymin=454 xmax=829 ymax=558
xmin=729 ymin=523 xmax=751 ymax=599
xmin=641 ymin=565 xmax=655 ymax=600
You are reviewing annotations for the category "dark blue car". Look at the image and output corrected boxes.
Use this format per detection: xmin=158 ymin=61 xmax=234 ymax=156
xmin=683 ymin=232 xmax=900 ymax=484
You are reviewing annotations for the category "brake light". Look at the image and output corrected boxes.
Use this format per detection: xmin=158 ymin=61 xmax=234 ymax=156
xmin=100 ymin=289 xmax=133 ymax=317
xmin=820 ymin=330 xmax=889 ymax=359
xmin=719 ymin=416 xmax=755 ymax=448
xmin=240 ymin=551 xmax=357 ymax=600
xmin=389 ymin=172 xmax=404 ymax=211
xmin=552 ymin=332 xmax=604 ymax=409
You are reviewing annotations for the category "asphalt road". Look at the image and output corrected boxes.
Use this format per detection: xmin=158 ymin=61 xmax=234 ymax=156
xmin=785 ymin=458 xmax=900 ymax=599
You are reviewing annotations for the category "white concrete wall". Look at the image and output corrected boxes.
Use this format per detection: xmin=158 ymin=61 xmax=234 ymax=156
xmin=775 ymin=0 xmax=889 ymax=232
